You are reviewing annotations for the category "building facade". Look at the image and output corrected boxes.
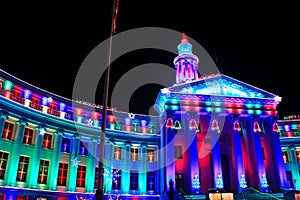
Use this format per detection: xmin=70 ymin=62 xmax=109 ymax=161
xmin=278 ymin=115 xmax=300 ymax=191
xmin=0 ymin=34 xmax=293 ymax=199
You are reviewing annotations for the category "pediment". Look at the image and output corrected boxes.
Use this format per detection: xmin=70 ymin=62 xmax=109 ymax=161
xmin=167 ymin=74 xmax=280 ymax=100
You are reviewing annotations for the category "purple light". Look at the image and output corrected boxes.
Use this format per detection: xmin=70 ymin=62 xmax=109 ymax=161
xmin=284 ymin=125 xmax=290 ymax=132
xmin=24 ymin=89 xmax=31 ymax=99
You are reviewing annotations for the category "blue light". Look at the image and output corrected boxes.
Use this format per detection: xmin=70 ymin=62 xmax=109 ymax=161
xmin=284 ymin=125 xmax=290 ymax=132
xmin=42 ymin=97 xmax=47 ymax=105
xmin=60 ymin=103 xmax=65 ymax=111
xmin=24 ymin=90 xmax=31 ymax=99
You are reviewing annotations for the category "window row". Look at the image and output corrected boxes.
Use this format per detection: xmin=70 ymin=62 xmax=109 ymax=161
xmin=1 ymin=151 xmax=156 ymax=190
xmin=94 ymin=168 xmax=156 ymax=191
xmin=1 ymin=122 xmax=89 ymax=156
xmin=1 ymin=87 xmax=157 ymax=134
xmin=282 ymin=150 xmax=300 ymax=163
xmin=113 ymin=146 xmax=157 ymax=162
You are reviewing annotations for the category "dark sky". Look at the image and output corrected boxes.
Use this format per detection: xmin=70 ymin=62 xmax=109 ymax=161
xmin=0 ymin=2 xmax=299 ymax=118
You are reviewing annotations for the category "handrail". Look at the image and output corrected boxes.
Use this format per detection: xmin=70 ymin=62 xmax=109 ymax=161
xmin=247 ymin=187 xmax=282 ymax=200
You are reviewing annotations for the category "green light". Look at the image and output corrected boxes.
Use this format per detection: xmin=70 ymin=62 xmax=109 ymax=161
xmin=256 ymin=110 xmax=262 ymax=115
xmin=254 ymin=104 xmax=262 ymax=109
xmin=3 ymin=80 xmax=13 ymax=91
xmin=206 ymin=107 xmax=212 ymax=112
xmin=291 ymin=124 xmax=298 ymax=129
xmin=205 ymin=101 xmax=212 ymax=106
xmin=171 ymin=105 xmax=179 ymax=110
xmin=213 ymin=102 xmax=221 ymax=106
xmin=247 ymin=110 xmax=254 ymax=114
xmin=215 ymin=108 xmax=221 ymax=112
xmin=170 ymin=99 xmax=179 ymax=104
xmin=245 ymin=104 xmax=253 ymax=109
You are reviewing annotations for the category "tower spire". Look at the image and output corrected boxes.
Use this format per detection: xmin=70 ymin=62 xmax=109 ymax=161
xmin=174 ymin=32 xmax=199 ymax=84
xmin=181 ymin=32 xmax=189 ymax=44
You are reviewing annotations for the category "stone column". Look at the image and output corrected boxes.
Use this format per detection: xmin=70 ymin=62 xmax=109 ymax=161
xmin=28 ymin=124 xmax=45 ymax=188
xmin=85 ymin=138 xmax=98 ymax=193
xmin=139 ymin=143 xmax=147 ymax=194
xmin=0 ymin=110 xmax=8 ymax=138
xmin=187 ymin=114 xmax=201 ymax=194
xmin=250 ymin=117 xmax=268 ymax=191
xmin=122 ymin=142 xmax=131 ymax=194
xmin=68 ymin=134 xmax=80 ymax=191
xmin=49 ymin=129 xmax=63 ymax=190
xmin=6 ymin=118 xmax=27 ymax=186
xmin=104 ymin=140 xmax=113 ymax=194
xmin=232 ymin=115 xmax=246 ymax=192
xmin=210 ymin=116 xmax=223 ymax=190
xmin=289 ymin=145 xmax=299 ymax=189
xmin=165 ymin=117 xmax=176 ymax=192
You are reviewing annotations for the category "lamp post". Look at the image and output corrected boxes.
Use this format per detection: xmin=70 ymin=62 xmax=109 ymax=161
xmin=95 ymin=0 xmax=119 ymax=199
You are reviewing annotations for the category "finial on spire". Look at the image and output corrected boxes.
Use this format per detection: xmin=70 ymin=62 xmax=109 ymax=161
xmin=181 ymin=32 xmax=189 ymax=44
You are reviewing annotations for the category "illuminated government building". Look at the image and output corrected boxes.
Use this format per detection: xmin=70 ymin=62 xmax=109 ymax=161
xmin=0 ymin=34 xmax=299 ymax=200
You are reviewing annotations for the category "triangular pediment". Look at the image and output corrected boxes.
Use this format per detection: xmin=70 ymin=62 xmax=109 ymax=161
xmin=167 ymin=74 xmax=280 ymax=100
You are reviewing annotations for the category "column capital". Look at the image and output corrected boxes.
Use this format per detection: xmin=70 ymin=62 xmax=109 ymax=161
xmin=17 ymin=117 xmax=28 ymax=126
xmin=0 ymin=110 xmax=9 ymax=120
xmin=72 ymin=132 xmax=81 ymax=140
xmin=289 ymin=144 xmax=296 ymax=150
xmin=56 ymin=129 xmax=64 ymax=136
xmin=140 ymin=143 xmax=148 ymax=148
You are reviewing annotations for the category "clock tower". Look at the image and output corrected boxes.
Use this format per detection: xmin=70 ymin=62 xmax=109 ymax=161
xmin=174 ymin=32 xmax=199 ymax=84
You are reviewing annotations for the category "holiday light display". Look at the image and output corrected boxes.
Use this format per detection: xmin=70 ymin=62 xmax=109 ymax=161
xmin=261 ymin=173 xmax=269 ymax=191
xmin=239 ymin=174 xmax=247 ymax=189
xmin=216 ymin=174 xmax=224 ymax=189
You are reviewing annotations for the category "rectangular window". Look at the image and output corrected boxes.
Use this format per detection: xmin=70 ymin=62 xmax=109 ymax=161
xmin=0 ymin=151 xmax=9 ymax=179
xmin=114 ymin=146 xmax=122 ymax=160
xmin=292 ymin=128 xmax=299 ymax=136
xmin=296 ymin=150 xmax=300 ymax=162
xmin=147 ymin=171 xmax=155 ymax=191
xmin=147 ymin=149 xmax=156 ymax=162
xmin=283 ymin=151 xmax=289 ymax=163
xmin=175 ymin=146 xmax=183 ymax=159
xmin=131 ymin=148 xmax=139 ymax=161
xmin=38 ymin=160 xmax=49 ymax=184
xmin=94 ymin=167 xmax=99 ymax=189
xmin=42 ymin=133 xmax=52 ymax=149
xmin=130 ymin=171 xmax=139 ymax=190
xmin=23 ymin=127 xmax=34 ymax=145
xmin=79 ymin=141 xmax=89 ymax=156
xmin=17 ymin=156 xmax=30 ymax=182
xmin=286 ymin=171 xmax=294 ymax=189
xmin=76 ymin=165 xmax=86 ymax=187
xmin=2 ymin=121 xmax=14 ymax=140
xmin=16 ymin=196 xmax=28 ymax=200
xmin=112 ymin=169 xmax=121 ymax=190
xmin=61 ymin=137 xmax=71 ymax=153
xmin=57 ymin=163 xmax=68 ymax=186
xmin=30 ymin=97 xmax=42 ymax=111
xmin=175 ymin=173 xmax=184 ymax=191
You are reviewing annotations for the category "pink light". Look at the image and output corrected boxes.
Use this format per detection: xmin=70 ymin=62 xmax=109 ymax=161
xmin=166 ymin=118 xmax=174 ymax=128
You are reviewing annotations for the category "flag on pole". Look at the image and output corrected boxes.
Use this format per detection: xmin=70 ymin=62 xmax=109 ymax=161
xmin=112 ymin=0 xmax=120 ymax=34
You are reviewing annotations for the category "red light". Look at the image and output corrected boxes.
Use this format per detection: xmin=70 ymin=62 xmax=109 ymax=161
xmin=108 ymin=115 xmax=116 ymax=123
xmin=92 ymin=112 xmax=100 ymax=120
xmin=5 ymin=91 xmax=11 ymax=99
xmin=75 ymin=108 xmax=83 ymax=116
xmin=141 ymin=127 xmax=147 ymax=133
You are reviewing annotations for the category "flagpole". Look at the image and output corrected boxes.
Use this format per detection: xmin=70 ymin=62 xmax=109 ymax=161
xmin=96 ymin=0 xmax=119 ymax=199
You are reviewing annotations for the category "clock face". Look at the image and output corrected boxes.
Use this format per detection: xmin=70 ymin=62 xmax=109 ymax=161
xmin=184 ymin=47 xmax=190 ymax=51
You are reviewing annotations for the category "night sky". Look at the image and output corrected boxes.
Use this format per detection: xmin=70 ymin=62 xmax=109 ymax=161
xmin=0 ymin=2 xmax=299 ymax=118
